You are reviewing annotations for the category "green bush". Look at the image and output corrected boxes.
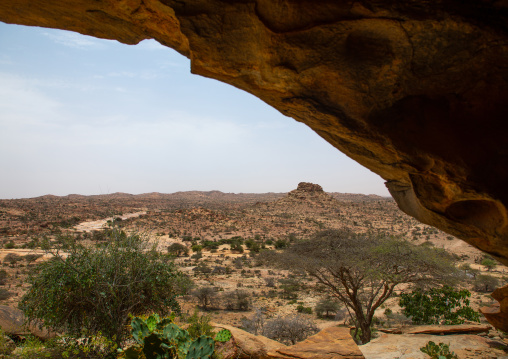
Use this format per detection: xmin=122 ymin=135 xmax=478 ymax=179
xmin=191 ymin=244 xmax=203 ymax=252
xmin=185 ymin=310 xmax=215 ymax=339
xmin=481 ymin=256 xmax=497 ymax=271
xmin=168 ymin=243 xmax=189 ymax=257
xmin=296 ymin=305 xmax=312 ymax=314
xmin=20 ymin=228 xmax=188 ymax=344
xmin=274 ymin=240 xmax=288 ymax=249
xmin=400 ymin=286 xmax=480 ymax=325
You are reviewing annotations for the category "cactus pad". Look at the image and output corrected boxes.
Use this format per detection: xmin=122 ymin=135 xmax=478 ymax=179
xmin=185 ymin=336 xmax=214 ymax=359
xmin=214 ymin=329 xmax=232 ymax=342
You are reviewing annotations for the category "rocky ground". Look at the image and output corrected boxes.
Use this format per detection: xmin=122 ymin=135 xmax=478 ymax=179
xmin=0 ymin=183 xmax=506 ymax=358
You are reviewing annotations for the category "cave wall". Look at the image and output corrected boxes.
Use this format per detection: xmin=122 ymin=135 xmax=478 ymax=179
xmin=1 ymin=2 xmax=507 ymax=264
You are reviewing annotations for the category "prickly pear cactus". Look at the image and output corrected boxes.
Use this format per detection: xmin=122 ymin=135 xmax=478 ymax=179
xmin=121 ymin=316 xmax=230 ymax=359
xmin=214 ymin=329 xmax=232 ymax=343
xmin=185 ymin=336 xmax=214 ymax=359
xmin=142 ymin=333 xmax=167 ymax=359
xmin=131 ymin=317 xmax=151 ymax=344
xmin=146 ymin=314 xmax=161 ymax=332
xmin=118 ymin=346 xmax=143 ymax=359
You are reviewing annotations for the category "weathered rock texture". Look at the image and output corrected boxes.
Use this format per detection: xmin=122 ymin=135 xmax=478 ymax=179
xmin=212 ymin=323 xmax=285 ymax=359
xmin=1 ymin=0 xmax=508 ymax=320
xmin=267 ymin=326 xmax=364 ymax=359
xmin=481 ymin=284 xmax=508 ymax=332
xmin=361 ymin=333 xmax=506 ymax=359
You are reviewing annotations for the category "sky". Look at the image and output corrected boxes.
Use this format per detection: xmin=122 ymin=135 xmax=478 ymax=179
xmin=0 ymin=22 xmax=390 ymax=199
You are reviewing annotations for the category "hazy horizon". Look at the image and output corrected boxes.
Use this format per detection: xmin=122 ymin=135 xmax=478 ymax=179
xmin=1 ymin=23 xmax=390 ymax=199
xmin=0 ymin=184 xmax=392 ymax=201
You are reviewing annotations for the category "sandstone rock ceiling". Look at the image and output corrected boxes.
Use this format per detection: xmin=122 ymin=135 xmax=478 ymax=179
xmin=1 ymin=1 xmax=508 ymax=267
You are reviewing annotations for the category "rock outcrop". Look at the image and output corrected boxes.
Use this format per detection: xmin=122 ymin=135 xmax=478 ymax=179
xmin=212 ymin=323 xmax=286 ymax=359
xmin=267 ymin=326 xmax=364 ymax=359
xmin=361 ymin=333 xmax=507 ymax=359
xmin=1 ymin=0 xmax=508 ymax=325
xmin=403 ymin=324 xmax=491 ymax=335
xmin=212 ymin=324 xmax=363 ymax=359
xmin=480 ymin=284 xmax=508 ymax=332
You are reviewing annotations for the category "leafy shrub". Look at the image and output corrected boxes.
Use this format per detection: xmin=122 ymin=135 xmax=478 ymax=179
xmin=230 ymin=242 xmax=244 ymax=253
xmin=278 ymin=278 xmax=300 ymax=300
xmin=274 ymin=240 xmax=288 ymax=249
xmin=296 ymin=305 xmax=312 ymax=314
xmin=191 ymin=244 xmax=203 ymax=252
xmin=4 ymin=241 xmax=15 ymax=249
xmin=481 ymin=255 xmax=497 ymax=271
xmin=185 ymin=310 xmax=215 ymax=339
xmin=400 ymin=286 xmax=480 ymax=325
xmin=20 ymin=228 xmax=186 ymax=344
xmin=167 ymin=243 xmax=189 ymax=257
xmin=420 ymin=341 xmax=458 ymax=359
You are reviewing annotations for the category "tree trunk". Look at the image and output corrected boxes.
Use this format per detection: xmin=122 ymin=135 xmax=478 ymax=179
xmin=359 ymin=320 xmax=372 ymax=344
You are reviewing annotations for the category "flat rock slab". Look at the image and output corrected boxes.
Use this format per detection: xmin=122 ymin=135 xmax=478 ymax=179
xmin=268 ymin=326 xmax=364 ymax=359
xmin=360 ymin=333 xmax=506 ymax=359
xmin=404 ymin=324 xmax=491 ymax=335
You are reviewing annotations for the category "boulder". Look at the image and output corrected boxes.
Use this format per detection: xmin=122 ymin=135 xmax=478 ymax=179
xmin=0 ymin=306 xmax=55 ymax=340
xmin=212 ymin=323 xmax=285 ymax=359
xmin=480 ymin=284 xmax=508 ymax=332
xmin=268 ymin=326 xmax=364 ymax=359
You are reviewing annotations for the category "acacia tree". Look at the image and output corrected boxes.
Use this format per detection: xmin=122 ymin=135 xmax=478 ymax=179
xmin=267 ymin=229 xmax=458 ymax=344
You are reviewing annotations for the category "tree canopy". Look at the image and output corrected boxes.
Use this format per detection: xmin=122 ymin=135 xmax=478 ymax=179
xmin=266 ymin=229 xmax=459 ymax=343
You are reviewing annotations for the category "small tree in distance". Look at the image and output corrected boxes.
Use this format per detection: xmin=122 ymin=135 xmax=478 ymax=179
xmin=315 ymin=297 xmax=342 ymax=319
xmin=266 ymin=229 xmax=459 ymax=344
xmin=193 ymin=286 xmax=217 ymax=311
xmin=167 ymin=242 xmax=189 ymax=257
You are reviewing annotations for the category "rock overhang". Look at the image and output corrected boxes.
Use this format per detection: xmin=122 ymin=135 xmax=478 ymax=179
xmin=1 ymin=2 xmax=507 ymax=264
